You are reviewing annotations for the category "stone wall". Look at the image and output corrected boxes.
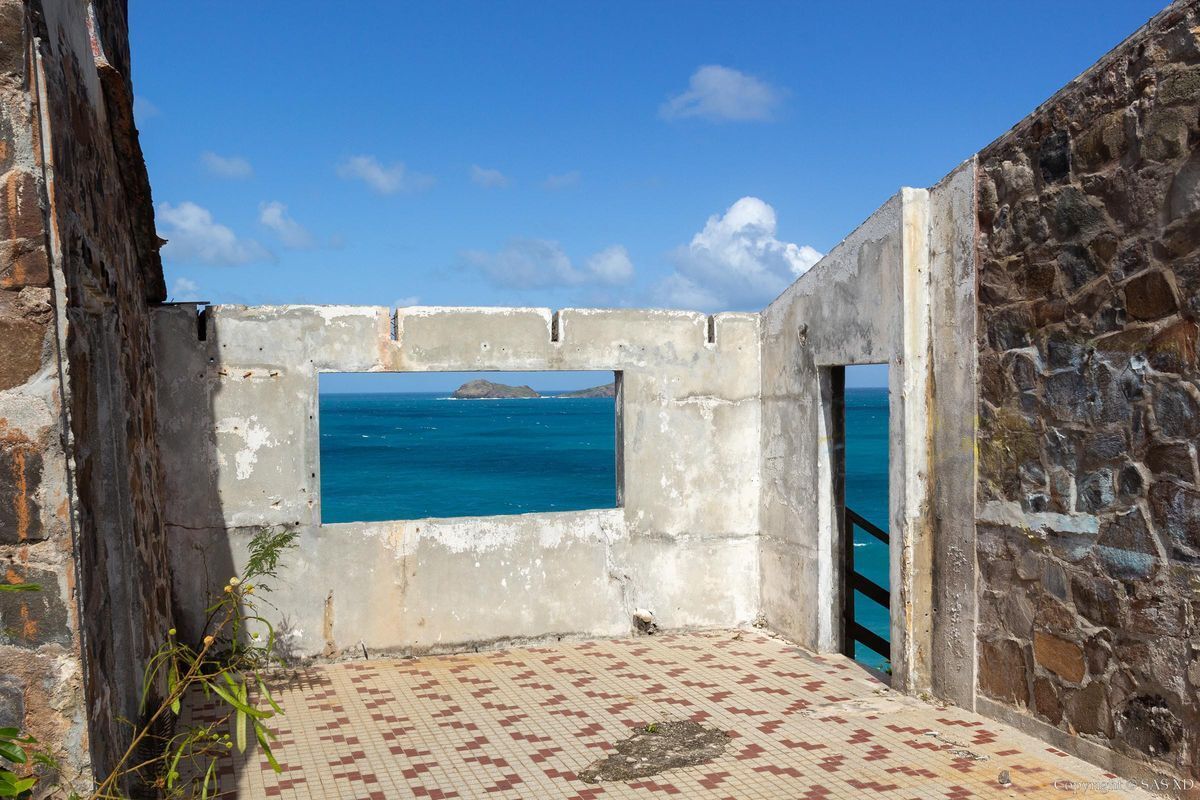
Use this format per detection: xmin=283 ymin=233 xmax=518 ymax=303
xmin=975 ymin=0 xmax=1200 ymax=780
xmin=0 ymin=0 xmax=171 ymax=789
xmin=0 ymin=0 xmax=88 ymax=787
xmin=153 ymin=305 xmax=761 ymax=659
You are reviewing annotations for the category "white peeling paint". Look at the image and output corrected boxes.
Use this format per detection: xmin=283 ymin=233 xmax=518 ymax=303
xmin=216 ymin=416 xmax=275 ymax=480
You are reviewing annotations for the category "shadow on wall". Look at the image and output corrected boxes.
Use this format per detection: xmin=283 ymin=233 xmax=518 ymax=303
xmin=158 ymin=306 xmax=258 ymax=786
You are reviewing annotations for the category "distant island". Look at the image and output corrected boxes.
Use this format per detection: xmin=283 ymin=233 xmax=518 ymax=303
xmin=449 ymin=379 xmax=616 ymax=399
xmin=558 ymin=382 xmax=615 ymax=398
xmin=452 ymin=379 xmax=539 ymax=399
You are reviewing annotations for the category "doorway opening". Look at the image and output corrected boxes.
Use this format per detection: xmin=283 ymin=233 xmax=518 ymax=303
xmin=832 ymin=364 xmax=891 ymax=673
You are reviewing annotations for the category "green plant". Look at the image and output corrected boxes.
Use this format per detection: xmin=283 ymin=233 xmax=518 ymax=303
xmin=88 ymin=527 xmax=299 ymax=799
xmin=0 ymin=529 xmax=297 ymax=799
xmin=0 ymin=583 xmax=50 ymax=799
xmin=0 ymin=728 xmax=42 ymax=798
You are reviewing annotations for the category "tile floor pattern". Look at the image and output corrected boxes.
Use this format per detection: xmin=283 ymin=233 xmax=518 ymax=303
xmin=190 ymin=630 xmax=1149 ymax=799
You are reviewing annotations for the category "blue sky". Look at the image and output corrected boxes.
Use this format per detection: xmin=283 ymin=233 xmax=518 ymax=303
xmin=130 ymin=1 xmax=1163 ymax=390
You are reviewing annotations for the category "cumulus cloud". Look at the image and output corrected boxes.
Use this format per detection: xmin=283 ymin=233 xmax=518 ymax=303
xmin=258 ymin=201 xmax=315 ymax=249
xmin=169 ymin=277 xmax=202 ymax=301
xmin=157 ymin=201 xmax=271 ymax=266
xmin=585 ymin=245 xmax=635 ymax=285
xmin=542 ymin=170 xmax=581 ymax=190
xmin=394 ymin=295 xmax=421 ymax=307
xmin=463 ymin=239 xmax=634 ymax=289
xmin=660 ymin=65 xmax=782 ymax=122
xmin=337 ymin=155 xmax=435 ymax=194
xmin=657 ymin=197 xmax=820 ymax=310
xmin=201 ymin=151 xmax=253 ymax=179
xmin=470 ymin=165 xmax=509 ymax=188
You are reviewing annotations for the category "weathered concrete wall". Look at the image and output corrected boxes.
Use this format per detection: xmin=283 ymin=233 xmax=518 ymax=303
xmin=1 ymin=0 xmax=172 ymax=790
xmin=759 ymin=189 xmax=942 ymax=694
xmin=927 ymin=163 xmax=979 ymax=709
xmin=759 ymin=169 xmax=978 ymax=702
xmin=974 ymin=0 xmax=1200 ymax=781
xmin=759 ymin=194 xmax=905 ymax=655
xmin=153 ymin=305 xmax=761 ymax=658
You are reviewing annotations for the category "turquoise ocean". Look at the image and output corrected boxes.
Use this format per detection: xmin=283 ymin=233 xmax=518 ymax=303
xmin=319 ymin=387 xmax=889 ymax=667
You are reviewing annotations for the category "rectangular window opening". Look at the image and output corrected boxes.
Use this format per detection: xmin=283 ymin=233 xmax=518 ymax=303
xmin=835 ymin=363 xmax=891 ymax=674
xmin=317 ymin=371 xmax=621 ymax=523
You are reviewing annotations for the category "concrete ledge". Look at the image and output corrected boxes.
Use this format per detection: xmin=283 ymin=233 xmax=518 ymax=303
xmin=168 ymin=509 xmax=634 ymax=659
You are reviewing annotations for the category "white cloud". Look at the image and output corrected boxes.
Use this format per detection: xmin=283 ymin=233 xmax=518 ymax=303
xmin=660 ymin=65 xmax=781 ymax=122
xmin=394 ymin=295 xmax=421 ymax=307
xmin=258 ymin=201 xmax=315 ymax=249
xmin=470 ymin=165 xmax=509 ymax=189
xmin=157 ymin=201 xmax=271 ymax=266
xmin=585 ymin=245 xmax=634 ymax=285
xmin=337 ymin=155 xmax=435 ymax=194
xmin=657 ymin=197 xmax=820 ymax=310
xmin=134 ymin=96 xmax=160 ymax=120
xmin=170 ymin=277 xmax=202 ymax=301
xmin=542 ymin=170 xmax=581 ymax=190
xmin=201 ymin=151 xmax=253 ymax=179
xmin=463 ymin=239 xmax=634 ymax=289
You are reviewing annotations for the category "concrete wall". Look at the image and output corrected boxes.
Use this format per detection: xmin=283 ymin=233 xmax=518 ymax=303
xmin=759 ymin=194 xmax=903 ymax=654
xmin=758 ymin=166 xmax=978 ymax=702
xmin=0 ymin=0 xmax=171 ymax=790
xmin=973 ymin=0 xmax=1200 ymax=782
xmin=153 ymin=305 xmax=762 ymax=658
xmin=926 ymin=163 xmax=980 ymax=709
xmin=759 ymin=189 xmax=945 ymax=695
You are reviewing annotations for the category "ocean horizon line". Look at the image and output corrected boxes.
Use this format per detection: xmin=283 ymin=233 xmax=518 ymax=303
xmin=320 ymin=386 xmax=890 ymax=397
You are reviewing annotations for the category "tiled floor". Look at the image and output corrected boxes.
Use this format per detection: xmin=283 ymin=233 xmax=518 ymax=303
xmin=193 ymin=630 xmax=1147 ymax=798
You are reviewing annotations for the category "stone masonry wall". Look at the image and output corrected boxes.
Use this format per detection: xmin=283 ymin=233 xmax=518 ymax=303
xmin=0 ymin=0 xmax=88 ymax=787
xmin=0 ymin=0 xmax=171 ymax=790
xmin=975 ymin=0 xmax=1200 ymax=780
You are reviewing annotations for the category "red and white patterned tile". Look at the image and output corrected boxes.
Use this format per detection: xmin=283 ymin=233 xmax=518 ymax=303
xmin=187 ymin=630 xmax=1147 ymax=799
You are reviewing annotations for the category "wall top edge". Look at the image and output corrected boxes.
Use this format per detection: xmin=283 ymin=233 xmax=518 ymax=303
xmin=762 ymin=191 xmax=905 ymax=313
xmin=317 ymin=506 xmax=625 ymax=534
xmin=151 ymin=304 xmax=758 ymax=321
xmin=975 ymin=0 xmax=1187 ymax=159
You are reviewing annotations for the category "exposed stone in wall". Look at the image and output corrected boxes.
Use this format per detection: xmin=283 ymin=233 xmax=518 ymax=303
xmin=0 ymin=0 xmax=89 ymax=788
xmin=27 ymin=0 xmax=173 ymax=784
xmin=0 ymin=0 xmax=171 ymax=790
xmin=976 ymin=0 xmax=1200 ymax=779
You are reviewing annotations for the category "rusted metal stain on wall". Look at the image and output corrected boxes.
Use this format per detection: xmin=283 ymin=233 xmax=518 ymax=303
xmin=0 ymin=421 xmax=42 ymax=544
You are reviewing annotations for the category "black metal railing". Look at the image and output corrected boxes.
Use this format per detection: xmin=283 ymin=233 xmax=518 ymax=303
xmin=842 ymin=506 xmax=890 ymax=662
